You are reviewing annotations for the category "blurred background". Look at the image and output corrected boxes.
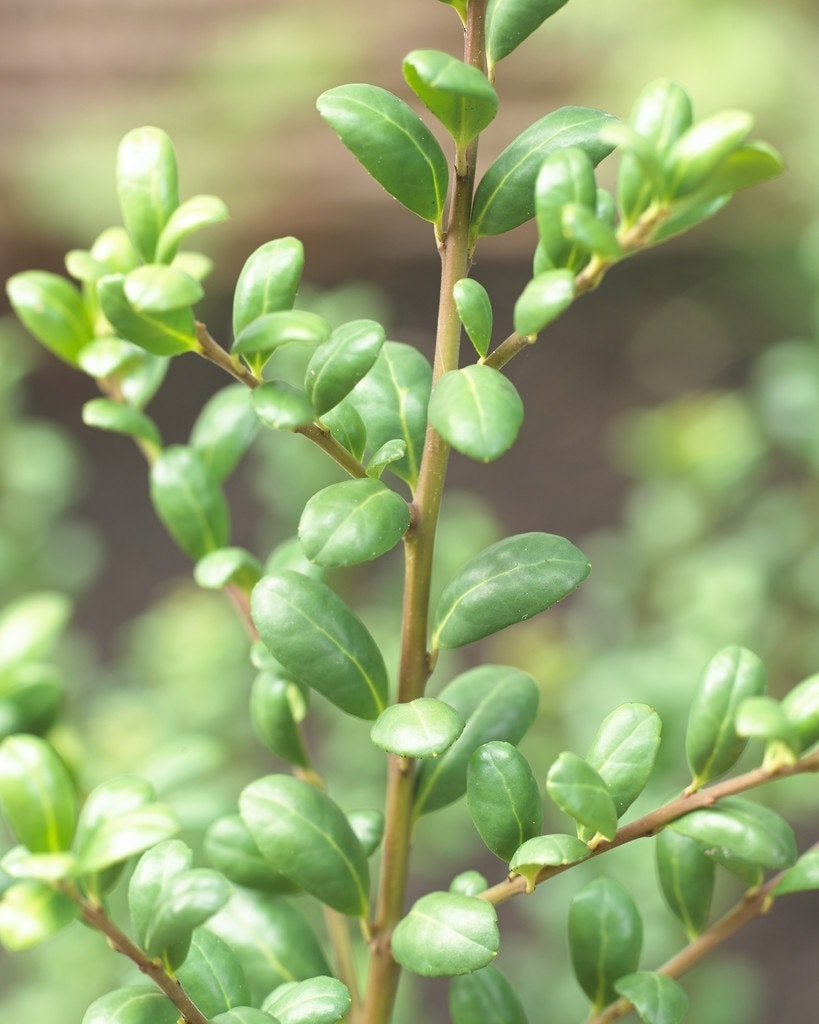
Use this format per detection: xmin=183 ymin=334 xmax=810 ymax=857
xmin=1 ymin=0 xmax=818 ymax=1021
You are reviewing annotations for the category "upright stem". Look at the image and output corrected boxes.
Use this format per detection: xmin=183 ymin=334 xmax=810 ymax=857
xmin=361 ymin=6 xmax=489 ymax=1024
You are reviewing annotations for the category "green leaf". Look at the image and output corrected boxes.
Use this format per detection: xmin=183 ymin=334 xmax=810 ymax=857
xmin=0 ymin=592 xmax=71 ymax=672
xmin=735 ymin=696 xmax=800 ymax=752
xmin=348 ymin=340 xmax=432 ymax=487
xmin=251 ymin=382 xmax=315 ymax=430
xmin=666 ymin=110 xmax=754 ymax=198
xmin=176 ymin=928 xmax=250 ymax=1018
xmin=124 ymin=264 xmax=203 ymax=313
xmin=535 ymin=147 xmax=597 ymax=272
xmin=391 ymin=891 xmax=499 ymax=977
xmin=304 ymin=319 xmax=386 ymax=416
xmin=681 ymin=140 xmax=783 ymax=206
xmin=208 ymin=891 xmax=329 ymax=1004
xmin=1 ymin=846 xmax=76 ymax=883
xmin=0 ymin=880 xmax=78 ymax=951
xmin=155 ymin=194 xmax=229 ymax=263
xmin=116 ymin=127 xmax=179 ymax=263
xmin=0 ymin=735 xmax=76 ymax=852
xmin=0 ymin=664 xmax=62 ymax=739
xmin=317 ymin=84 xmax=449 ymax=224
xmin=149 ymin=446 xmax=230 ymax=560
xmin=772 ymin=849 xmax=819 ymax=897
xmin=82 ymin=398 xmax=162 ymax=449
xmin=370 ymin=698 xmax=465 ymax=759
xmin=90 ymin=225 xmax=141 ymax=274
xmin=569 ymin=877 xmax=643 ymax=1009
xmin=414 ymin=665 xmax=539 ymax=816
xmin=347 ymin=809 xmax=384 ymax=858
xmin=429 ymin=365 xmax=523 ymax=463
xmin=453 ymin=278 xmax=492 ymax=358
xmin=561 ymin=202 xmax=621 ymax=260
xmin=98 ymin=275 xmax=198 ymax=356
xmin=670 ymin=797 xmax=796 ymax=871
xmin=322 ymin=401 xmax=367 ymax=461
xmin=513 ymin=269 xmax=575 ymax=337
xmin=249 ymin=669 xmax=309 ymax=767
xmin=261 ymin=977 xmax=351 ymax=1024
xmin=205 ymin=815 xmax=300 ymax=894
xmin=486 ymin=0 xmax=569 ymax=67
xmin=210 ymin=1011 xmax=279 ymax=1024
xmin=194 ymin=548 xmax=263 ymax=592
xmin=467 ymin=741 xmax=542 ymax=860
xmin=7 ymin=271 xmax=93 ymax=366
xmin=402 ymin=50 xmax=498 ymax=148
xmin=584 ymin=703 xmax=662 ymax=819
xmin=508 ymin=834 xmax=590 ymax=893
xmin=431 ymin=532 xmax=590 ymax=649
xmin=449 ymin=871 xmax=488 ymax=897
xmin=450 ymin=965 xmax=528 ymax=1024
xmin=82 ymin=986 xmax=178 ymax=1024
xmin=781 ymin=673 xmax=819 ymax=753
xmin=471 ymin=107 xmax=616 ymax=238
xmin=240 ymin=774 xmax=370 ymax=917
xmin=232 ymin=238 xmax=306 ymax=339
xmin=685 ymin=646 xmax=767 ymax=789
xmin=298 ymin=478 xmax=410 ymax=567
xmin=546 ymin=751 xmax=617 ymax=841
xmin=251 ymin=572 xmax=388 ymax=720
xmin=655 ymin=829 xmax=715 ymax=939
xmin=367 ymin=439 xmax=407 ymax=479
xmin=233 ymin=311 xmax=331 ymax=360
xmin=614 ymin=972 xmax=689 ymax=1024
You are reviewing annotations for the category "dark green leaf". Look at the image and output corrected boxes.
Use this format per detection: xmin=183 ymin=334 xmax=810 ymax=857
xmin=176 ymin=928 xmax=250 ymax=1018
xmin=81 ymin=986 xmax=178 ymax=1024
xmin=240 ymin=774 xmax=370 ymax=917
xmin=471 ymin=107 xmax=616 ymax=238
xmin=429 ymin=365 xmax=523 ymax=462
xmin=546 ymin=751 xmax=617 ymax=841
xmin=391 ymin=891 xmax=499 ymax=977
xmin=322 ymin=401 xmax=367 ymax=461
xmin=204 ymin=815 xmax=300 ymax=894
xmin=453 ymin=278 xmax=492 ymax=358
xmin=0 ymin=880 xmax=78 ymax=951
xmin=568 ymin=877 xmax=643 ymax=1009
xmin=414 ymin=665 xmax=539 ymax=816
xmin=781 ymin=673 xmax=819 ymax=753
xmin=450 ymin=965 xmax=528 ymax=1024
xmin=772 ymin=849 xmax=819 ymax=897
xmin=298 ymin=478 xmax=410 ymax=567
xmin=249 ymin=669 xmax=309 ymax=767
xmin=0 ymin=735 xmax=76 ymax=852
xmin=370 ymin=698 xmax=465 ymax=758
xmin=116 ymin=127 xmax=179 ymax=263
xmin=98 ymin=275 xmax=198 ymax=357
xmin=614 ymin=972 xmax=689 ymax=1024
xmin=7 ymin=271 xmax=93 ymax=366
xmin=513 ymin=269 xmax=575 ymax=337
xmin=261 ymin=977 xmax=351 ymax=1024
xmin=584 ymin=703 xmax=662 ymax=818
xmin=508 ymin=834 xmax=590 ymax=892
xmin=467 ymin=741 xmax=542 ymax=860
xmin=251 ymin=571 xmax=388 ymax=720
xmin=403 ymin=49 xmax=498 ymax=148
xmin=317 ymin=84 xmax=449 ymax=224
xmin=194 ymin=547 xmax=263 ymax=592
xmin=155 ymin=194 xmax=229 ymax=263
xmin=82 ymin=398 xmax=162 ymax=449
xmin=670 ymin=797 xmax=796 ymax=871
xmin=190 ymin=384 xmax=258 ymax=482
xmin=149 ymin=446 xmax=230 ymax=560
xmin=486 ymin=0 xmax=569 ymax=66
xmin=304 ymin=319 xmax=385 ymax=416
xmin=431 ymin=532 xmax=590 ymax=649
xmin=347 ymin=809 xmax=384 ymax=858
xmin=124 ymin=264 xmax=203 ymax=313
xmin=561 ymin=202 xmax=621 ymax=259
xmin=251 ymin=382 xmax=315 ymax=430
xmin=655 ymin=829 xmax=715 ymax=939
xmin=232 ymin=238 xmax=305 ymax=339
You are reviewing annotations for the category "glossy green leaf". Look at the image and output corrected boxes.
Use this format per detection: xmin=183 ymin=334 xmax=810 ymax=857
xmin=304 ymin=319 xmax=385 ymax=416
xmin=414 ymin=665 xmax=539 ymax=816
xmin=569 ymin=877 xmax=643 ymax=1009
xmin=76 ymin=336 xmax=139 ymax=377
xmin=391 ymin=891 xmax=499 ymax=977
xmin=453 ymin=278 xmax=492 ymax=358
xmin=655 ymin=829 xmax=715 ymax=939
xmin=432 ymin=532 xmax=590 ymax=649
xmin=402 ymin=49 xmax=498 ymax=147
xmin=670 ymin=797 xmax=796 ymax=870
xmin=781 ymin=674 xmax=819 ymax=753
xmin=298 ymin=478 xmax=410 ymax=567
xmin=0 ymin=592 xmax=71 ymax=672
xmin=585 ymin=703 xmax=662 ymax=818
xmin=251 ymin=382 xmax=315 ymax=431
xmin=240 ymin=774 xmax=370 ymax=917
xmin=772 ymin=849 xmax=819 ymax=897
xmin=666 ymin=110 xmax=753 ymax=198
xmin=508 ymin=834 xmax=590 ymax=892
xmin=82 ymin=986 xmax=178 ymax=1024
xmin=429 ymin=365 xmax=523 ymax=463
xmin=366 ymin=439 xmax=407 ymax=479
xmin=0 ymin=880 xmax=78 ymax=951
xmin=176 ymin=928 xmax=250 ymax=1018
xmin=82 ymin=398 xmax=162 ymax=449
xmin=535 ymin=147 xmax=597 ymax=272
xmin=467 ymin=741 xmax=542 ymax=860
xmin=98 ymin=275 xmax=198 ymax=356
xmin=208 ymin=891 xmax=329 ymax=1004
xmin=7 ymin=271 xmax=93 ymax=366
xmin=561 ymin=202 xmax=621 ymax=259
xmin=322 ymin=401 xmax=367 ymax=461
xmin=546 ymin=751 xmax=618 ymax=841
xmin=205 ymin=815 xmax=300 ymax=894
xmin=124 ymin=264 xmax=203 ymax=313
xmin=347 ymin=809 xmax=384 ymax=858
xmin=0 ymin=735 xmax=76 ymax=852
xmin=317 ymin=84 xmax=449 ymax=224
xmin=471 ymin=107 xmax=615 ymax=238
xmin=233 ymin=311 xmax=330 ymax=359
xmin=155 ymin=194 xmax=229 ymax=263
xmin=233 ymin=238 xmax=306 ymax=340
xmin=682 ymin=140 xmax=783 ymax=206
xmin=685 ymin=646 xmax=767 ymax=789
xmin=262 ymin=977 xmax=351 ymax=1024
xmin=149 ymin=446 xmax=230 ymax=560
xmin=90 ymin=225 xmax=141 ymax=273
xmin=370 ymin=698 xmax=465 ymax=758
xmin=194 ymin=547 xmax=263 ymax=592
xmin=251 ymin=571 xmax=388 ymax=720
xmin=486 ymin=0 xmax=569 ymax=66
xmin=513 ymin=269 xmax=575 ymax=337
xmin=348 ymin=341 xmax=432 ymax=487
xmin=116 ymin=127 xmax=179 ymax=262
xmin=614 ymin=972 xmax=689 ymax=1024
xmin=115 ymin=348 xmax=169 ymax=410
xmin=249 ymin=669 xmax=309 ymax=768
xmin=210 ymin=1010 xmax=279 ymax=1024
xmin=262 ymin=539 xmax=323 ymax=581
xmin=449 ymin=871 xmax=488 ymax=897
xmin=735 ymin=696 xmax=800 ymax=752
xmin=450 ymin=965 xmax=528 ymax=1024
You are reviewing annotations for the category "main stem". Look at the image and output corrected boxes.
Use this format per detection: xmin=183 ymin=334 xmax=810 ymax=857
xmin=361 ymin=6 xmax=488 ymax=1024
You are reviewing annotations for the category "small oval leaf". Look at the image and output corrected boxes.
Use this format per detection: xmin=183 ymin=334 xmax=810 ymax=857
xmin=124 ymin=264 xmax=203 ymax=313
xmin=82 ymin=986 xmax=178 ymax=1024
xmin=82 ymin=398 xmax=162 ymax=449
xmin=155 ymin=194 xmax=229 ymax=263
xmin=402 ymin=49 xmax=498 ymax=147
xmin=429 ymin=365 xmax=524 ymax=463
xmin=7 ymin=271 xmax=93 ymax=366
xmin=655 ymin=829 xmax=715 ymax=939
xmin=149 ymin=446 xmax=230 ymax=559
xmin=453 ymin=278 xmax=493 ymax=358
xmin=486 ymin=0 xmax=569 ymax=67
xmin=176 ymin=928 xmax=250 ymax=1018
xmin=614 ymin=972 xmax=689 ymax=1024
xmin=98 ymin=275 xmax=198 ymax=357
xmin=251 ymin=382 xmax=316 ymax=430
xmin=233 ymin=238 xmax=305 ymax=339
xmin=669 ymin=797 xmax=797 ymax=870
xmin=261 ymin=976 xmax=351 ymax=1024
xmin=205 ymin=815 xmax=300 ymax=894
xmin=450 ymin=965 xmax=528 ymax=1024
xmin=391 ymin=891 xmax=499 ymax=977
xmin=0 ymin=880 xmax=78 ymax=951
xmin=304 ymin=319 xmax=386 ymax=416
xmin=467 ymin=741 xmax=542 ymax=860
xmin=546 ymin=751 xmax=617 ymax=841
xmin=370 ymin=698 xmax=465 ymax=759
xmin=0 ymin=735 xmax=76 ymax=852
xmin=513 ymin=269 xmax=575 ymax=337
xmin=584 ymin=703 xmax=662 ymax=819
xmin=508 ymin=834 xmax=590 ymax=893
xmin=116 ymin=127 xmax=179 ymax=263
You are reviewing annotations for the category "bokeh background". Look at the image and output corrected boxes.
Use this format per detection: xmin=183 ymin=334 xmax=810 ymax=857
xmin=1 ymin=0 xmax=818 ymax=1021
